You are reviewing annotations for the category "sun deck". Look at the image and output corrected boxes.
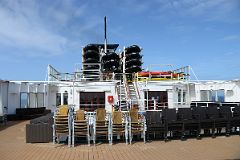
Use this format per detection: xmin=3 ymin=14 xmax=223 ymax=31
xmin=1 ymin=121 xmax=240 ymax=160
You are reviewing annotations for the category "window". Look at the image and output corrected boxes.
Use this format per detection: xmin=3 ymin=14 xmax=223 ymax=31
xmin=178 ymin=91 xmax=181 ymax=103
xmin=63 ymin=92 xmax=68 ymax=105
xmin=144 ymin=91 xmax=168 ymax=110
xmin=200 ymin=90 xmax=211 ymax=101
xmin=183 ymin=91 xmax=186 ymax=103
xmin=200 ymin=90 xmax=225 ymax=102
xmin=37 ymin=93 xmax=44 ymax=107
xmin=56 ymin=93 xmax=61 ymax=106
xmin=20 ymin=92 xmax=28 ymax=108
xmin=29 ymin=93 xmax=37 ymax=108
xmin=177 ymin=90 xmax=186 ymax=104
xmin=80 ymin=92 xmax=105 ymax=111
xmin=226 ymin=90 xmax=233 ymax=97
xmin=216 ymin=90 xmax=225 ymax=102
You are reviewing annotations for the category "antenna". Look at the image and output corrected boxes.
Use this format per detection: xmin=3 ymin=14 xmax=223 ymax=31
xmin=104 ymin=16 xmax=107 ymax=53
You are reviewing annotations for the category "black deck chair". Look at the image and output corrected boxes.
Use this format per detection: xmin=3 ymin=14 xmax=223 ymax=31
xmin=208 ymin=103 xmax=218 ymax=107
xmin=177 ymin=108 xmax=200 ymax=139
xmin=146 ymin=111 xmax=165 ymax=140
xmin=162 ymin=108 xmax=184 ymax=141
xmin=219 ymin=106 xmax=232 ymax=136
xmin=190 ymin=102 xmax=197 ymax=108
xmin=231 ymin=106 xmax=240 ymax=135
xmin=206 ymin=106 xmax=228 ymax=137
xmin=192 ymin=107 xmax=215 ymax=137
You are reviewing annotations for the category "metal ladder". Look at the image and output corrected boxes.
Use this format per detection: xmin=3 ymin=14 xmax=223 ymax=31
xmin=127 ymin=82 xmax=138 ymax=107
xmin=117 ymin=81 xmax=129 ymax=111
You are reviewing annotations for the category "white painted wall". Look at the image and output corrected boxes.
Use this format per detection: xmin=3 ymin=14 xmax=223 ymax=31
xmin=46 ymin=81 xmax=116 ymax=112
xmin=0 ymin=82 xmax=9 ymax=116
xmin=71 ymin=81 xmax=116 ymax=112
xmin=0 ymin=83 xmax=2 ymax=116
xmin=47 ymin=85 xmax=58 ymax=111
xmin=3 ymin=80 xmax=240 ymax=115
xmin=138 ymin=81 xmax=190 ymax=109
xmin=194 ymin=81 xmax=240 ymax=102
xmin=8 ymin=83 xmax=20 ymax=114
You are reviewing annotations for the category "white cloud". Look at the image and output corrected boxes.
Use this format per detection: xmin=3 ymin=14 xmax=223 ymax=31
xmin=0 ymin=0 xmax=101 ymax=58
xmin=132 ymin=0 xmax=240 ymax=23
xmin=221 ymin=35 xmax=240 ymax=41
xmin=0 ymin=0 xmax=68 ymax=57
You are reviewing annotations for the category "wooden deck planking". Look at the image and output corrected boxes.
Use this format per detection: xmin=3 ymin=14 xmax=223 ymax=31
xmin=0 ymin=121 xmax=240 ymax=160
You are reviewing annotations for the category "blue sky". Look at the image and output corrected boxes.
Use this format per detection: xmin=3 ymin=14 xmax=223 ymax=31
xmin=0 ymin=0 xmax=240 ymax=81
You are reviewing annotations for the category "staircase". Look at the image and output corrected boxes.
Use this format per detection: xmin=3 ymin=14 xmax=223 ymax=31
xmin=127 ymin=82 xmax=138 ymax=106
xmin=117 ymin=81 xmax=129 ymax=111
xmin=116 ymin=74 xmax=142 ymax=111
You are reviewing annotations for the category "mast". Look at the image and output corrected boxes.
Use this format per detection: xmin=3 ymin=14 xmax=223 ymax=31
xmin=104 ymin=16 xmax=107 ymax=54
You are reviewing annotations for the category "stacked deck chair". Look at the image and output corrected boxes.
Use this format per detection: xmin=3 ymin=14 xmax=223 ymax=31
xmin=177 ymin=108 xmax=200 ymax=139
xmin=192 ymin=107 xmax=215 ymax=137
xmin=53 ymin=105 xmax=71 ymax=146
xmin=93 ymin=108 xmax=110 ymax=145
xmin=129 ymin=109 xmax=146 ymax=144
xmin=206 ymin=106 xmax=228 ymax=137
xmin=110 ymin=111 xmax=128 ymax=145
xmin=231 ymin=106 xmax=240 ymax=135
xmin=218 ymin=106 xmax=232 ymax=136
xmin=146 ymin=111 xmax=165 ymax=140
xmin=163 ymin=108 xmax=184 ymax=141
xmin=72 ymin=110 xmax=90 ymax=146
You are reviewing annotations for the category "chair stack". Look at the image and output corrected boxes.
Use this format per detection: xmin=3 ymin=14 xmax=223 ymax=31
xmin=232 ymin=106 xmax=240 ymax=134
xmin=146 ymin=111 xmax=165 ymax=140
xmin=72 ymin=110 xmax=90 ymax=147
xmin=93 ymin=108 xmax=110 ymax=144
xmin=110 ymin=111 xmax=128 ymax=145
xmin=53 ymin=105 xmax=71 ymax=146
xmin=177 ymin=108 xmax=200 ymax=139
xmin=162 ymin=108 xmax=184 ymax=140
xmin=129 ymin=109 xmax=146 ymax=144
xmin=51 ymin=105 xmax=240 ymax=146
xmin=145 ymin=106 xmax=240 ymax=141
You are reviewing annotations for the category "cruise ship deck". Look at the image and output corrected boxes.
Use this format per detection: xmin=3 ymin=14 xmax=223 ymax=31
xmin=1 ymin=121 xmax=240 ymax=160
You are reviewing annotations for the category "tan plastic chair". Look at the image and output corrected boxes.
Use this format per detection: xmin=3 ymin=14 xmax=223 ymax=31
xmin=58 ymin=105 xmax=68 ymax=115
xmin=75 ymin=110 xmax=85 ymax=121
xmin=53 ymin=105 xmax=70 ymax=146
xmin=111 ymin=111 xmax=128 ymax=144
xmin=96 ymin=108 xmax=106 ymax=121
xmin=129 ymin=109 xmax=145 ymax=144
xmin=94 ymin=108 xmax=109 ymax=144
xmin=72 ymin=110 xmax=90 ymax=146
